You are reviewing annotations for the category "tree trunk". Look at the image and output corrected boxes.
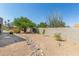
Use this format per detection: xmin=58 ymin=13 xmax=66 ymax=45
xmin=23 ymin=27 xmax=27 ymax=33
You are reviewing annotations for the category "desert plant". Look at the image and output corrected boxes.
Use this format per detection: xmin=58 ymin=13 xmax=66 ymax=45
xmin=13 ymin=16 xmax=36 ymax=33
xmin=13 ymin=29 xmax=20 ymax=33
xmin=38 ymin=22 xmax=47 ymax=28
xmin=54 ymin=33 xmax=63 ymax=41
xmin=32 ymin=27 xmax=39 ymax=33
xmin=47 ymin=14 xmax=66 ymax=27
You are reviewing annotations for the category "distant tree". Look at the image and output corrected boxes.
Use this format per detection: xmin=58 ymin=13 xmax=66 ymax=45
xmin=13 ymin=16 xmax=36 ymax=33
xmin=38 ymin=22 xmax=47 ymax=28
xmin=47 ymin=14 xmax=66 ymax=27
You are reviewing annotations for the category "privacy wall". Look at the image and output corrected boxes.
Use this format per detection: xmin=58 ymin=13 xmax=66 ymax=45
xmin=39 ymin=28 xmax=79 ymax=42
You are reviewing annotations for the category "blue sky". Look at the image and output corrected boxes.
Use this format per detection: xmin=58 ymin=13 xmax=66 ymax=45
xmin=0 ymin=3 xmax=79 ymax=26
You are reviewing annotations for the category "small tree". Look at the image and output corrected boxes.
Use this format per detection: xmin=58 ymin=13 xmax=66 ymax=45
xmin=47 ymin=14 xmax=66 ymax=27
xmin=38 ymin=22 xmax=47 ymax=28
xmin=13 ymin=16 xmax=36 ymax=33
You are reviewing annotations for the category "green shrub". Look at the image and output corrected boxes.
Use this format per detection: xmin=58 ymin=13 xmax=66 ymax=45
xmin=54 ymin=33 xmax=63 ymax=41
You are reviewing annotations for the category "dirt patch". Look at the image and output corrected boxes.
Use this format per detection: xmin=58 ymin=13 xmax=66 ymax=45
xmin=15 ymin=34 xmax=79 ymax=56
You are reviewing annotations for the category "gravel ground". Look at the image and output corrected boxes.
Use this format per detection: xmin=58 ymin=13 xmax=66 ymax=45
xmin=15 ymin=33 xmax=79 ymax=56
xmin=1 ymin=32 xmax=79 ymax=56
xmin=0 ymin=33 xmax=44 ymax=56
xmin=0 ymin=33 xmax=32 ymax=56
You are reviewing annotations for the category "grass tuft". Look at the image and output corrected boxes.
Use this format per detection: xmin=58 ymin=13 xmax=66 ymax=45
xmin=54 ymin=33 xmax=64 ymax=41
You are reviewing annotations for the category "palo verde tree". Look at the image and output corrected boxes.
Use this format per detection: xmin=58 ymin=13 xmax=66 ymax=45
xmin=47 ymin=14 xmax=66 ymax=27
xmin=13 ymin=16 xmax=36 ymax=33
xmin=38 ymin=22 xmax=47 ymax=28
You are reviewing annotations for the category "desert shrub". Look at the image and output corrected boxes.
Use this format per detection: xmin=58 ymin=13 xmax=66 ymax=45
xmin=47 ymin=14 xmax=66 ymax=27
xmin=54 ymin=33 xmax=63 ymax=41
xmin=13 ymin=29 xmax=20 ymax=33
xmin=38 ymin=22 xmax=47 ymax=28
xmin=32 ymin=28 xmax=39 ymax=33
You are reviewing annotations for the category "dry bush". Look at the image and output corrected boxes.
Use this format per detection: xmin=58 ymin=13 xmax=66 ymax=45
xmin=54 ymin=33 xmax=63 ymax=41
xmin=13 ymin=29 xmax=20 ymax=33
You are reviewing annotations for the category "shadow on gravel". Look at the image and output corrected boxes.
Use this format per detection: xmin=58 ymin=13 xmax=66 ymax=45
xmin=0 ymin=33 xmax=26 ymax=47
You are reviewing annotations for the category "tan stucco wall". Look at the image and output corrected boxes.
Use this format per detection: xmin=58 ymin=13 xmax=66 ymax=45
xmin=38 ymin=28 xmax=79 ymax=42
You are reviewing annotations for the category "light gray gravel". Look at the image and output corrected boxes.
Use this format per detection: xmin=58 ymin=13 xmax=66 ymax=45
xmin=0 ymin=33 xmax=25 ymax=47
xmin=25 ymin=37 xmax=44 ymax=56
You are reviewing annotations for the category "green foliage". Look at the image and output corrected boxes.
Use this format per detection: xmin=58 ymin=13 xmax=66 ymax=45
xmin=32 ymin=27 xmax=39 ymax=33
xmin=47 ymin=14 xmax=66 ymax=27
xmin=13 ymin=16 xmax=36 ymax=33
xmin=54 ymin=33 xmax=62 ymax=41
xmin=13 ymin=17 xmax=36 ymax=28
xmin=38 ymin=22 xmax=47 ymax=28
